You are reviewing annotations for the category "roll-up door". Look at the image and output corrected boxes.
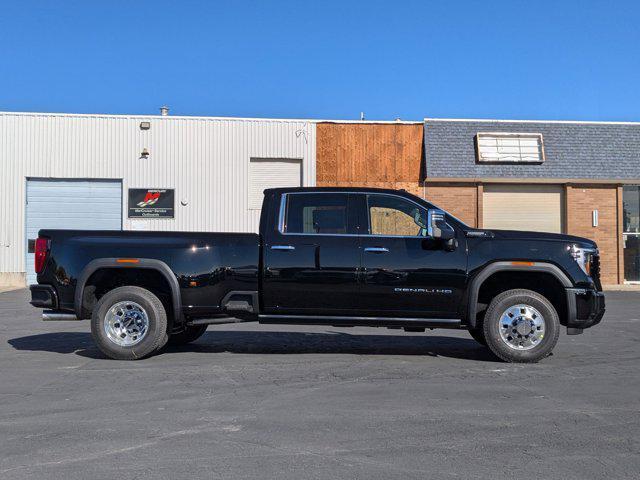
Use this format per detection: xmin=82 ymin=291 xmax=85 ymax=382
xmin=26 ymin=179 xmax=122 ymax=284
xmin=483 ymin=184 xmax=564 ymax=233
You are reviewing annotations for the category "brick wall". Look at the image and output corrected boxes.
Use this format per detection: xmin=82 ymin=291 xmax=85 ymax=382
xmin=425 ymin=183 xmax=622 ymax=283
xmin=565 ymin=185 xmax=620 ymax=285
xmin=424 ymin=183 xmax=478 ymax=227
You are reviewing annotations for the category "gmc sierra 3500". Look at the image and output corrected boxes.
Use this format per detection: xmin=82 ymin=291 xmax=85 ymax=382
xmin=29 ymin=187 xmax=605 ymax=362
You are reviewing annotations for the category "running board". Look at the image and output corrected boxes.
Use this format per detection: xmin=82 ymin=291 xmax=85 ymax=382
xmin=258 ymin=314 xmax=462 ymax=329
xmin=187 ymin=317 xmax=250 ymax=326
xmin=42 ymin=310 xmax=80 ymax=321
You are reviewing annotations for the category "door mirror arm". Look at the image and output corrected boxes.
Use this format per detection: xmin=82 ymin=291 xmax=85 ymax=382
xmin=443 ymin=238 xmax=458 ymax=252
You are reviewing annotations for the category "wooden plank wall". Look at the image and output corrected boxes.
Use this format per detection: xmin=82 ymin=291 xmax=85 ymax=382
xmin=316 ymin=123 xmax=424 ymax=197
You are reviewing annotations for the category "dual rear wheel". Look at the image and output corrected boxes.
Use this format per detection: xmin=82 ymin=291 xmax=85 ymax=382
xmin=91 ymin=286 xmax=207 ymax=360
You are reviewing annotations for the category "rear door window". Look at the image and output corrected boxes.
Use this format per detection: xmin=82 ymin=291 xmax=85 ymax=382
xmin=283 ymin=193 xmax=356 ymax=234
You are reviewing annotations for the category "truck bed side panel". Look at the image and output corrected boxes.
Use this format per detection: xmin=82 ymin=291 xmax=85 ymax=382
xmin=37 ymin=230 xmax=260 ymax=317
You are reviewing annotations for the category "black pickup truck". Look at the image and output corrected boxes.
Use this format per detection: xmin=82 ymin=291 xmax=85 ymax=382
xmin=30 ymin=187 xmax=605 ymax=362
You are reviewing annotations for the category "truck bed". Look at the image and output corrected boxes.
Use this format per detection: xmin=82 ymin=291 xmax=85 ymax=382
xmin=37 ymin=229 xmax=260 ymax=318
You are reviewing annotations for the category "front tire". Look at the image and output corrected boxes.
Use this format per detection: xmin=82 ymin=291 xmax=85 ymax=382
xmin=483 ymin=289 xmax=560 ymax=363
xmin=91 ymin=286 xmax=168 ymax=360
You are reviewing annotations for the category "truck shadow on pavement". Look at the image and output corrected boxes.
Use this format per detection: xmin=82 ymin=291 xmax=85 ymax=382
xmin=8 ymin=330 xmax=499 ymax=362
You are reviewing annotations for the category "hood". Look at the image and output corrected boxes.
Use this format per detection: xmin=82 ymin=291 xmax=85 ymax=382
xmin=469 ymin=229 xmax=597 ymax=248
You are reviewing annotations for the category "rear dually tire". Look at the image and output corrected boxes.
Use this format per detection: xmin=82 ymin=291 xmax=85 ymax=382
xmin=91 ymin=286 xmax=168 ymax=360
xmin=168 ymin=324 xmax=208 ymax=346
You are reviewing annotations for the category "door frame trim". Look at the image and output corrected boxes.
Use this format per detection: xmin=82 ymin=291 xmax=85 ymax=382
xmin=278 ymin=191 xmax=437 ymax=238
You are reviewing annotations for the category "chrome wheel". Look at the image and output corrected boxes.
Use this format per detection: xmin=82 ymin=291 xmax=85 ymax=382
xmin=103 ymin=301 xmax=149 ymax=347
xmin=498 ymin=304 xmax=545 ymax=351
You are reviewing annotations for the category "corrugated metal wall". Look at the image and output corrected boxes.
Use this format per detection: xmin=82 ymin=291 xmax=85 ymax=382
xmin=0 ymin=112 xmax=316 ymax=276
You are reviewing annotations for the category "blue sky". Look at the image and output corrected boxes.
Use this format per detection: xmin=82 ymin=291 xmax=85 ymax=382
xmin=1 ymin=0 xmax=638 ymax=121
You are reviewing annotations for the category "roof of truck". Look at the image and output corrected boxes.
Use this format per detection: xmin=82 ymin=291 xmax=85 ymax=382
xmin=265 ymin=186 xmax=418 ymax=195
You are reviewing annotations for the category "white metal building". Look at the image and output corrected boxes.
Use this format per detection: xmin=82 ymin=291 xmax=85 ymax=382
xmin=0 ymin=111 xmax=316 ymax=286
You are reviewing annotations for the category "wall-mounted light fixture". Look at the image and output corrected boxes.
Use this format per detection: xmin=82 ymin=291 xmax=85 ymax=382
xmin=592 ymin=209 xmax=599 ymax=227
xmin=140 ymin=121 xmax=151 ymax=130
xmin=140 ymin=148 xmax=150 ymax=159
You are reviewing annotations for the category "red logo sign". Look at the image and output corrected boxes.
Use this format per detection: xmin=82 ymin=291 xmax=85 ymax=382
xmin=137 ymin=192 xmax=160 ymax=208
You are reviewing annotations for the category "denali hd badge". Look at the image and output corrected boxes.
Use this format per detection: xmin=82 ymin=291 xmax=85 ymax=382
xmin=394 ymin=287 xmax=453 ymax=295
xmin=128 ymin=188 xmax=175 ymax=218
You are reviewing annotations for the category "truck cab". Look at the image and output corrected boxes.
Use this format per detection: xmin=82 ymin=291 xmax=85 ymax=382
xmin=260 ymin=188 xmax=467 ymax=321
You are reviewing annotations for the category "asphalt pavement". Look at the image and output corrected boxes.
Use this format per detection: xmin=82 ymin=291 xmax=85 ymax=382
xmin=1 ymin=288 xmax=639 ymax=479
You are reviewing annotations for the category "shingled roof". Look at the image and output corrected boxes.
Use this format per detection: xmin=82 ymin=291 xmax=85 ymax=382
xmin=423 ymin=118 xmax=640 ymax=180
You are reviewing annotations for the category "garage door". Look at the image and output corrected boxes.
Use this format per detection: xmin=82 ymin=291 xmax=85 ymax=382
xmin=26 ymin=179 xmax=122 ymax=284
xmin=248 ymin=158 xmax=302 ymax=209
xmin=483 ymin=184 xmax=564 ymax=233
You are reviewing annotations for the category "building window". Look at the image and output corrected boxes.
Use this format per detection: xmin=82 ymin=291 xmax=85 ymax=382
xmin=623 ymin=185 xmax=640 ymax=282
xmin=623 ymin=186 xmax=640 ymax=233
xmin=248 ymin=158 xmax=302 ymax=210
xmin=476 ymin=133 xmax=545 ymax=163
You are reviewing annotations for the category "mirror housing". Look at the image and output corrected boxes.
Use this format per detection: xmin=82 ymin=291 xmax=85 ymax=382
xmin=427 ymin=209 xmax=455 ymax=241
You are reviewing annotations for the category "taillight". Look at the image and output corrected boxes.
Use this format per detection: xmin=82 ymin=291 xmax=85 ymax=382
xmin=34 ymin=237 xmax=50 ymax=274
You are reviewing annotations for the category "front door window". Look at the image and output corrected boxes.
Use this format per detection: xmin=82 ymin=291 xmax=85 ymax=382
xmin=623 ymin=186 xmax=640 ymax=282
xmin=367 ymin=194 xmax=428 ymax=237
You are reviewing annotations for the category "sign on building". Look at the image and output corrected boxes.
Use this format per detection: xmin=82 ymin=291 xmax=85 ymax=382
xmin=128 ymin=188 xmax=174 ymax=218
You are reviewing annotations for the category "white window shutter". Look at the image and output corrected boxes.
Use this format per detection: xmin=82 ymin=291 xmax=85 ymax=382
xmin=477 ymin=133 xmax=544 ymax=163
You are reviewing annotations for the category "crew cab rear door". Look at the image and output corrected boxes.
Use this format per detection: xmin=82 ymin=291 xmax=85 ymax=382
xmin=357 ymin=192 xmax=467 ymax=318
xmin=261 ymin=192 xmax=361 ymax=315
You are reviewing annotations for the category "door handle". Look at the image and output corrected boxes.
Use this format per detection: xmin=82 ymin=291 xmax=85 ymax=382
xmin=271 ymin=245 xmax=296 ymax=251
xmin=364 ymin=247 xmax=389 ymax=253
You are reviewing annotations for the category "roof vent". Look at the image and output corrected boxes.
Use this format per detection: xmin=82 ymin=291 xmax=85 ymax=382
xmin=160 ymin=105 xmax=169 ymax=116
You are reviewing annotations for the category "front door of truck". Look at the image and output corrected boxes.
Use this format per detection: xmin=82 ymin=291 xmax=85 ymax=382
xmin=262 ymin=192 xmax=361 ymax=316
xmin=358 ymin=193 xmax=467 ymax=318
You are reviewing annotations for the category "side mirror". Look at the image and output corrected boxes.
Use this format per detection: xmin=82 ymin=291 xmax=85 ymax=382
xmin=427 ymin=209 xmax=455 ymax=241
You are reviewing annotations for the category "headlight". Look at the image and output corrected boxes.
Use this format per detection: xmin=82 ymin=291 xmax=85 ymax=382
xmin=568 ymin=244 xmax=597 ymax=276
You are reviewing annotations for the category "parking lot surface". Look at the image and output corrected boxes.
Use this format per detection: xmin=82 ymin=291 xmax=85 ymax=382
xmin=1 ymin=288 xmax=639 ymax=479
